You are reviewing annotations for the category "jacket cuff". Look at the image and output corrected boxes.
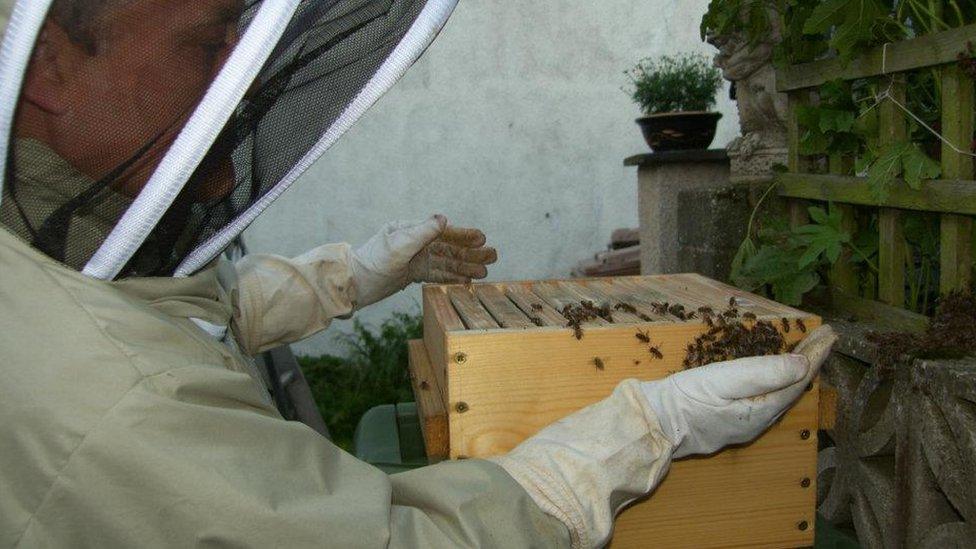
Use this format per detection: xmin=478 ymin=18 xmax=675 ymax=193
xmin=488 ymin=379 xmax=675 ymax=549
xmin=231 ymin=243 xmax=356 ymax=355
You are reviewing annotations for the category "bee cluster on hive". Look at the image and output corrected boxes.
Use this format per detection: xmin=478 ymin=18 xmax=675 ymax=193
xmin=555 ymin=295 xmax=805 ymax=370
xmin=682 ymin=297 xmax=806 ymax=368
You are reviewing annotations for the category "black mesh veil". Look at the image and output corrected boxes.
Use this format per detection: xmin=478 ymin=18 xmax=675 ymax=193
xmin=0 ymin=0 xmax=454 ymax=278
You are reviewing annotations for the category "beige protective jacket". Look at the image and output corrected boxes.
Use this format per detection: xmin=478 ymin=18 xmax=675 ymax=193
xmin=0 ymin=138 xmax=356 ymax=356
xmin=0 ymin=0 xmax=9 ymax=41
xmin=0 ymin=227 xmax=570 ymax=547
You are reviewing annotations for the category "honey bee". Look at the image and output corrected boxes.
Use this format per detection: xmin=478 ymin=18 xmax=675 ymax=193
xmin=698 ymin=306 xmax=714 ymax=316
xmin=781 ymin=318 xmax=791 ymax=333
xmin=796 ymin=318 xmax=807 ymax=333
xmin=615 ymin=302 xmax=638 ymax=314
xmin=573 ymin=324 xmax=583 ymax=340
xmin=704 ymin=315 xmax=715 ymax=328
xmin=729 ymin=296 xmax=737 ymax=308
xmin=635 ymin=330 xmax=651 ymax=343
xmin=531 ymin=303 xmax=544 ymax=311
xmin=742 ymin=312 xmax=757 ymax=321
xmin=593 ymin=357 xmax=605 ymax=370
xmin=420 ymin=380 xmax=430 ymax=390
xmin=649 ymin=346 xmax=663 ymax=360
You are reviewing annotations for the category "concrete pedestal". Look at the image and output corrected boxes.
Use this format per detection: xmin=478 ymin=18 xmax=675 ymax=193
xmin=626 ymin=149 xmax=746 ymax=280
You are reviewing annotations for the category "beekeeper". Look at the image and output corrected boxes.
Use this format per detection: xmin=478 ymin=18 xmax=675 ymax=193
xmin=0 ymin=1 xmax=836 ymax=547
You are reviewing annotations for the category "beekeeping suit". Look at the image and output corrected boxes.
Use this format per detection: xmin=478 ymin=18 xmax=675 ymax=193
xmin=0 ymin=3 xmax=10 ymax=40
xmin=0 ymin=1 xmax=836 ymax=547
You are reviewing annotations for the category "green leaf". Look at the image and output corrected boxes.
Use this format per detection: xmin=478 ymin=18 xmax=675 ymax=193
xmin=853 ymin=108 xmax=878 ymax=138
xmin=819 ymin=108 xmax=856 ymax=133
xmin=826 ymin=240 xmax=843 ymax=263
xmin=746 ymin=2 xmax=771 ymax=43
xmin=831 ymin=0 xmax=883 ymax=61
xmin=819 ymin=80 xmax=851 ymax=106
xmin=795 ymin=104 xmax=821 ymax=129
xmin=796 ymin=244 xmax=823 ymax=269
xmin=801 ymin=0 xmax=884 ymax=60
xmin=736 ymin=239 xmax=822 ymax=306
xmin=851 ymin=218 xmax=879 ymax=265
xmin=864 ymin=141 xmax=941 ymax=199
xmin=739 ymin=245 xmax=800 ymax=282
xmin=808 ymin=205 xmax=829 ymax=225
xmin=867 ymin=142 xmax=910 ymax=201
xmin=772 ymin=271 xmax=820 ymax=306
xmin=901 ymin=144 xmax=940 ymax=189
xmin=799 ymin=130 xmax=830 ymax=155
xmin=730 ymin=236 xmax=758 ymax=288
xmin=802 ymin=0 xmax=849 ymax=34
xmin=903 ymin=213 xmax=939 ymax=258
xmin=792 ymin=204 xmax=851 ymax=268
xmin=854 ymin=155 xmax=873 ymax=175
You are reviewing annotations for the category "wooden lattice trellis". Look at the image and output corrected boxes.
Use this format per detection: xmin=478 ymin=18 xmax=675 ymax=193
xmin=780 ymin=23 xmax=976 ymax=311
xmin=776 ymin=23 xmax=976 ymax=548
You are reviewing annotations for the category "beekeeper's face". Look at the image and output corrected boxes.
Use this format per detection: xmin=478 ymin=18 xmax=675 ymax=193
xmin=16 ymin=0 xmax=243 ymax=196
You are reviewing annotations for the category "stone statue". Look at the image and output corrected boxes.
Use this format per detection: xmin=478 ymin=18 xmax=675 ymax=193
xmin=708 ymin=14 xmax=789 ymax=182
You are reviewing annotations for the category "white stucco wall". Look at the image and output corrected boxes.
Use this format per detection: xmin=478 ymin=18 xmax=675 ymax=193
xmin=245 ymin=0 xmax=741 ymax=357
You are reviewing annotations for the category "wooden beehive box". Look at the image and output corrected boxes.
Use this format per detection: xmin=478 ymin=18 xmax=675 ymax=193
xmin=409 ymin=274 xmax=821 ymax=548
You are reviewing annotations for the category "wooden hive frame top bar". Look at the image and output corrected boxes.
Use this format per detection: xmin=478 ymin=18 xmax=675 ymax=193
xmin=432 ymin=274 xmax=807 ymax=332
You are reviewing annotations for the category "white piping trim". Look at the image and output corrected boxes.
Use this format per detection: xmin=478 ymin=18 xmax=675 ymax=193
xmin=82 ymin=0 xmax=303 ymax=280
xmin=174 ymin=0 xmax=459 ymax=276
xmin=0 ymin=0 xmax=54 ymax=202
xmin=189 ymin=317 xmax=228 ymax=340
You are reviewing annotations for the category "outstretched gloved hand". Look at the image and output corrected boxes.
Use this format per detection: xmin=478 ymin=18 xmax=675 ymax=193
xmin=641 ymin=326 xmax=833 ymax=458
xmin=492 ymin=325 xmax=836 ymax=549
xmin=350 ymin=215 xmax=498 ymax=308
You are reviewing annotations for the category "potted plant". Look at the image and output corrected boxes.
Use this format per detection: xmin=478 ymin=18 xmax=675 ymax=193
xmin=626 ymin=53 xmax=724 ymax=151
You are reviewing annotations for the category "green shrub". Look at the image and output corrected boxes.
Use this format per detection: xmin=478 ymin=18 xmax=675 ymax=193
xmin=625 ymin=53 xmax=723 ymax=114
xmin=299 ymin=312 xmax=422 ymax=451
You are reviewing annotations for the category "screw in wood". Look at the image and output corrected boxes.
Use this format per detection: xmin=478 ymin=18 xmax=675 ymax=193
xmin=454 ymin=352 xmax=468 ymax=364
xmin=800 ymin=478 xmax=811 ymax=488
xmin=800 ymin=429 xmax=811 ymax=440
xmin=455 ymin=402 xmax=470 ymax=413
xmin=797 ymin=520 xmax=809 ymax=531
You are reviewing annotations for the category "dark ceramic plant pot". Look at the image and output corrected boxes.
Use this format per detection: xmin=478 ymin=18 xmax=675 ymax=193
xmin=636 ymin=111 xmax=723 ymax=152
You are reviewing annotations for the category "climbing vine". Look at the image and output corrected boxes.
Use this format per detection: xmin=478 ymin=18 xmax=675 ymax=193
xmin=702 ymin=0 xmax=976 ymax=310
xmin=702 ymin=1 xmax=976 ymax=64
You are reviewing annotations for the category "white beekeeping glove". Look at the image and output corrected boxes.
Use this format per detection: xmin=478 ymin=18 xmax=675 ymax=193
xmin=492 ymin=325 xmax=836 ymax=548
xmin=641 ymin=325 xmax=833 ymax=458
xmin=350 ymin=215 xmax=497 ymax=308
